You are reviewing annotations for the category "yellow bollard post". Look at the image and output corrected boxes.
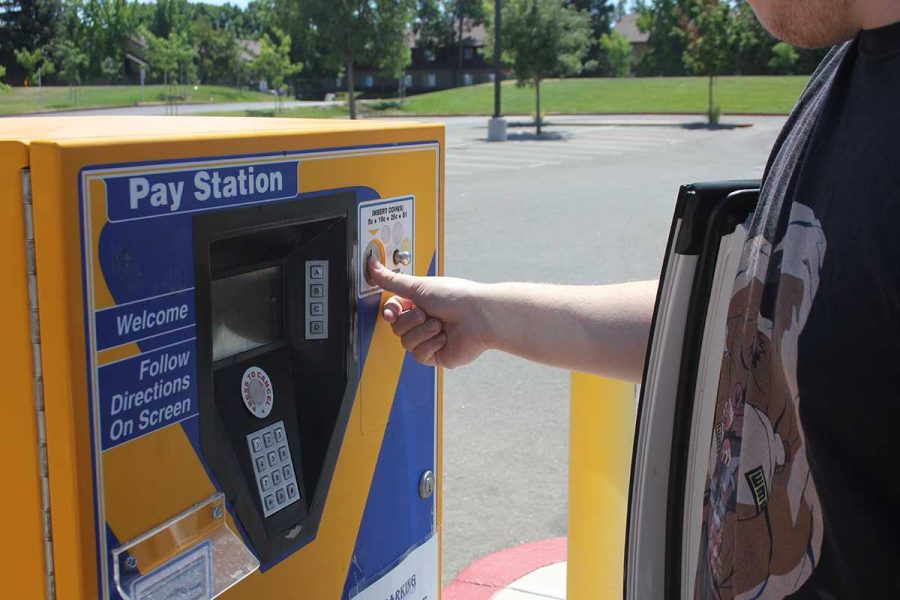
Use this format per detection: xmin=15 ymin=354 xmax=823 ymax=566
xmin=567 ymin=373 xmax=637 ymax=599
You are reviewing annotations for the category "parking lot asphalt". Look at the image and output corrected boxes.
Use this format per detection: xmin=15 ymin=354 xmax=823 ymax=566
xmin=436 ymin=114 xmax=786 ymax=583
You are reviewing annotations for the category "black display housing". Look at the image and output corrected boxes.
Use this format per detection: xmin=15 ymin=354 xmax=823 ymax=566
xmin=193 ymin=192 xmax=359 ymax=564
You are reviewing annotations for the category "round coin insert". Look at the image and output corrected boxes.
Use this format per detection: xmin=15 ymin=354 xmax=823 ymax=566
xmin=241 ymin=366 xmax=274 ymax=418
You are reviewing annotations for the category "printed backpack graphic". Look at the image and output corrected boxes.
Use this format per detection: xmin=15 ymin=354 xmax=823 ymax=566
xmin=696 ymin=203 xmax=826 ymax=599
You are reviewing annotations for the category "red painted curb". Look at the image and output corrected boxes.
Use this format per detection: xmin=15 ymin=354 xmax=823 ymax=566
xmin=443 ymin=537 xmax=567 ymax=600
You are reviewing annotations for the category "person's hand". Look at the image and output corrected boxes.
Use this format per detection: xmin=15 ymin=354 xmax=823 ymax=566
xmin=368 ymin=257 xmax=490 ymax=368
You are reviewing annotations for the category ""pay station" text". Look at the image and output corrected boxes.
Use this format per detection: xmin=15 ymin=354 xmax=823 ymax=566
xmin=127 ymin=166 xmax=285 ymax=212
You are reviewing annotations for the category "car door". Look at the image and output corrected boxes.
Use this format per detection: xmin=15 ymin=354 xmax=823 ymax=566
xmin=625 ymin=180 xmax=761 ymax=600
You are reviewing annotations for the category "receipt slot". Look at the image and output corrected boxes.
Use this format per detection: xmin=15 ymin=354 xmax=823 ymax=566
xmin=1 ymin=117 xmax=443 ymax=600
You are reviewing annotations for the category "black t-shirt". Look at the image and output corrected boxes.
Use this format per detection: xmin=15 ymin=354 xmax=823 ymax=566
xmin=695 ymin=21 xmax=900 ymax=599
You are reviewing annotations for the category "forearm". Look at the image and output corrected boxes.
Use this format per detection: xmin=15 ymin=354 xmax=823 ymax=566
xmin=480 ymin=280 xmax=658 ymax=383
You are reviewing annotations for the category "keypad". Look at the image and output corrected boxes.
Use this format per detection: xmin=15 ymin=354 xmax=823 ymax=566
xmin=247 ymin=420 xmax=301 ymax=517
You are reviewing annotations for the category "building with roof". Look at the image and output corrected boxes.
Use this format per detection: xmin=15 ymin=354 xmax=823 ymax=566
xmin=613 ymin=13 xmax=650 ymax=65
xmin=401 ymin=23 xmax=496 ymax=92
xmin=300 ymin=20 xmax=503 ymax=99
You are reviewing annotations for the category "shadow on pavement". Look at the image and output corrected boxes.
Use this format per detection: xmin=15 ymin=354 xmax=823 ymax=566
xmin=681 ymin=122 xmax=749 ymax=130
xmin=505 ymin=119 xmax=752 ymax=130
xmin=502 ymin=131 xmax=569 ymax=141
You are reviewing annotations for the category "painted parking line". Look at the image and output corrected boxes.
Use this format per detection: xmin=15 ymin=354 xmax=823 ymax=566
xmin=445 ymin=159 xmax=550 ymax=171
xmin=447 ymin=153 xmax=561 ymax=164
xmin=579 ymin=131 xmax=682 ymax=142
xmin=479 ymin=140 xmax=676 ymax=155
xmin=510 ymin=139 xmax=675 ymax=152
xmin=453 ymin=146 xmax=614 ymax=161
xmin=445 ymin=129 xmax=689 ymax=177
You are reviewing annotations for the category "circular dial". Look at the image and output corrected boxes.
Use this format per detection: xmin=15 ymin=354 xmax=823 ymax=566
xmin=364 ymin=239 xmax=386 ymax=285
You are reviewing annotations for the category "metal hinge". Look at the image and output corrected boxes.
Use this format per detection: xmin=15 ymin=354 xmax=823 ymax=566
xmin=23 ymin=170 xmax=56 ymax=599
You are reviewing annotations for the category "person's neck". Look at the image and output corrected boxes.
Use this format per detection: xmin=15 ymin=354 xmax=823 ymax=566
xmin=858 ymin=0 xmax=900 ymax=30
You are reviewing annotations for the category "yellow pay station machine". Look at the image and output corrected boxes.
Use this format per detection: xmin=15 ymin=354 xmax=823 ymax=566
xmin=1 ymin=117 xmax=443 ymax=600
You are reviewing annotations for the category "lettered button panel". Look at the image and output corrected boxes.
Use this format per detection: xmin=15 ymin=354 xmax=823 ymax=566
xmin=246 ymin=420 xmax=301 ymax=517
xmin=305 ymin=260 xmax=329 ymax=340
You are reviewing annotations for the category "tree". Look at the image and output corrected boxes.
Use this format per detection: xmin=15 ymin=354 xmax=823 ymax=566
xmin=307 ymin=0 xmax=416 ymax=119
xmin=44 ymin=0 xmax=139 ymax=83
xmin=80 ymin=0 xmax=138 ymax=79
xmin=599 ymin=29 xmax=633 ymax=77
xmin=0 ymin=64 xmax=7 ymax=89
xmin=145 ymin=30 xmax=197 ymax=98
xmin=730 ymin=0 xmax=774 ymax=74
xmin=231 ymin=0 xmax=273 ymax=40
xmin=368 ymin=0 xmax=416 ymax=105
xmin=101 ymin=56 xmax=121 ymax=83
xmin=251 ymin=27 xmax=302 ymax=113
xmin=495 ymin=0 xmax=591 ymax=135
xmin=145 ymin=32 xmax=179 ymax=87
xmin=415 ymin=0 xmax=486 ymax=86
xmin=14 ymin=47 xmax=55 ymax=86
xmin=635 ymin=0 xmax=688 ymax=76
xmin=769 ymin=41 xmax=799 ymax=75
xmin=271 ymin=0 xmax=325 ymax=94
xmin=0 ymin=0 xmax=62 ymax=84
xmin=680 ymin=0 xmax=733 ymax=124
xmin=565 ymin=0 xmax=614 ymax=74
xmin=416 ymin=0 xmax=455 ymax=55
xmin=55 ymin=38 xmax=88 ymax=105
xmin=451 ymin=0 xmax=487 ymax=86
xmin=149 ymin=0 xmax=193 ymax=39
xmin=379 ymin=30 xmax=413 ymax=98
xmin=436 ymin=0 xmax=486 ymax=86
xmin=195 ymin=18 xmax=240 ymax=83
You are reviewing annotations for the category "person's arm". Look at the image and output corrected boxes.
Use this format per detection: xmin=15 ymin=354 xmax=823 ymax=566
xmin=368 ymin=259 xmax=657 ymax=383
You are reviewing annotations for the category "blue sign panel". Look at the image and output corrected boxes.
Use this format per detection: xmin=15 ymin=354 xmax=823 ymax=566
xmin=104 ymin=161 xmax=299 ymax=222
xmin=94 ymin=288 xmax=195 ymax=350
xmin=97 ymin=338 xmax=198 ymax=450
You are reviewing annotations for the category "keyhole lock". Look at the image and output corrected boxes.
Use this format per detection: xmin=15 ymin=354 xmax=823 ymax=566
xmin=419 ymin=470 xmax=435 ymax=499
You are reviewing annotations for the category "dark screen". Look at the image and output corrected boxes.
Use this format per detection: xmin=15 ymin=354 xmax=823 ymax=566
xmin=211 ymin=266 xmax=283 ymax=361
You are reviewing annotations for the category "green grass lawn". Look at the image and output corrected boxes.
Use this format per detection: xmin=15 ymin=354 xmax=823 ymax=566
xmin=2 ymin=77 xmax=809 ymax=118
xmin=210 ymin=105 xmax=352 ymax=119
xmin=213 ymin=76 xmax=809 ymax=120
xmin=0 ymin=84 xmax=271 ymax=115
xmin=398 ymin=76 xmax=809 ymax=115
